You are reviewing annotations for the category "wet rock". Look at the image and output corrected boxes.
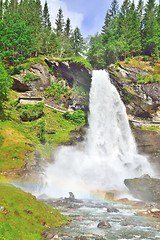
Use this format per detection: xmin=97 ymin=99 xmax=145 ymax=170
xmin=107 ymin=207 xmax=119 ymax=213
xmin=124 ymin=176 xmax=160 ymax=202
xmin=75 ymin=234 xmax=105 ymax=240
xmin=97 ymin=220 xmax=111 ymax=229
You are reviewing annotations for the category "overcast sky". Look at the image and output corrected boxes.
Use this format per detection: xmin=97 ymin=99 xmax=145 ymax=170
xmin=41 ymin=0 xmax=159 ymax=37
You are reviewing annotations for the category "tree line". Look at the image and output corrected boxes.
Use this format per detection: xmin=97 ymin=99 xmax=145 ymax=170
xmin=87 ymin=0 xmax=160 ymax=68
xmin=0 ymin=0 xmax=85 ymax=65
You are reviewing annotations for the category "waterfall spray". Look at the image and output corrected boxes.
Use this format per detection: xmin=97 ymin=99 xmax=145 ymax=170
xmin=43 ymin=70 xmax=153 ymax=198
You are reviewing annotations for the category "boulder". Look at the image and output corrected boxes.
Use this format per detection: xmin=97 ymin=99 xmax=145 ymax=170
xmin=97 ymin=220 xmax=111 ymax=229
xmin=107 ymin=207 xmax=119 ymax=213
xmin=12 ymin=64 xmax=55 ymax=92
xmin=124 ymin=176 xmax=160 ymax=202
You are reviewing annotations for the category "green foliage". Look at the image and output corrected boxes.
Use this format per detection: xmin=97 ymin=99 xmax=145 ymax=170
xmin=63 ymin=110 xmax=86 ymax=124
xmin=141 ymin=125 xmax=160 ymax=131
xmin=23 ymin=73 xmax=38 ymax=82
xmin=8 ymin=65 xmax=25 ymax=75
xmin=124 ymin=57 xmax=131 ymax=64
xmin=0 ymin=182 xmax=68 ymax=239
xmin=137 ymin=74 xmax=160 ymax=84
xmin=88 ymin=0 xmax=159 ymax=67
xmin=143 ymin=55 xmax=150 ymax=61
xmin=57 ymin=56 xmax=92 ymax=70
xmin=0 ymin=134 xmax=4 ymax=146
xmin=71 ymin=27 xmax=85 ymax=56
xmin=0 ymin=20 xmax=32 ymax=64
xmin=36 ymin=119 xmax=46 ymax=143
xmin=73 ymin=86 xmax=88 ymax=97
xmin=19 ymin=102 xmax=44 ymax=121
xmin=45 ymin=82 xmax=71 ymax=101
xmin=0 ymin=61 xmax=13 ymax=107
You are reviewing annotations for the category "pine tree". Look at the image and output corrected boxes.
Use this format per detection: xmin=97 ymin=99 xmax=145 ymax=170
xmin=71 ymin=27 xmax=85 ymax=56
xmin=0 ymin=61 xmax=13 ymax=108
xmin=109 ymin=0 xmax=119 ymax=18
xmin=64 ymin=18 xmax=72 ymax=38
xmin=128 ymin=2 xmax=142 ymax=56
xmin=101 ymin=11 xmax=111 ymax=34
xmin=55 ymin=8 xmax=65 ymax=36
xmin=142 ymin=0 xmax=159 ymax=56
xmin=42 ymin=1 xmax=51 ymax=30
xmin=0 ymin=0 xmax=3 ymax=20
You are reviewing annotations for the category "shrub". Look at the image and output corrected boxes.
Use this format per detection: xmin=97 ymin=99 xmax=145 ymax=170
xmin=63 ymin=110 xmax=86 ymax=124
xmin=9 ymin=65 xmax=25 ymax=75
xmin=124 ymin=58 xmax=130 ymax=64
xmin=143 ymin=55 xmax=149 ymax=62
xmin=137 ymin=74 xmax=160 ymax=84
xmin=19 ymin=102 xmax=44 ymax=121
xmin=45 ymin=82 xmax=71 ymax=101
xmin=22 ymin=73 xmax=38 ymax=82
xmin=37 ymin=120 xmax=46 ymax=143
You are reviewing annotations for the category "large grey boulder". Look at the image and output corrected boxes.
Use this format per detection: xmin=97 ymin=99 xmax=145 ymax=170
xmin=124 ymin=175 xmax=160 ymax=202
xmin=12 ymin=64 xmax=56 ymax=92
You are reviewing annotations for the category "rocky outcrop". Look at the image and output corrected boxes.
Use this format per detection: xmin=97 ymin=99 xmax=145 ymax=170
xmin=124 ymin=175 xmax=160 ymax=202
xmin=108 ymin=64 xmax=160 ymax=121
xmin=45 ymin=58 xmax=92 ymax=91
xmin=12 ymin=64 xmax=56 ymax=92
xmin=133 ymin=128 xmax=160 ymax=172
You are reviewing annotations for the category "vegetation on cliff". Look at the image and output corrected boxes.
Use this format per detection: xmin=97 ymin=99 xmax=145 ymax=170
xmin=0 ymin=182 xmax=68 ymax=239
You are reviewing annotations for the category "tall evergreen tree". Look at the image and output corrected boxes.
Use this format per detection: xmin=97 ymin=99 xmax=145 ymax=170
xmin=64 ymin=18 xmax=72 ymax=38
xmin=42 ymin=1 xmax=51 ymax=30
xmin=142 ymin=0 xmax=159 ymax=56
xmin=0 ymin=0 xmax=3 ymax=20
xmin=71 ymin=27 xmax=85 ymax=56
xmin=55 ymin=8 xmax=65 ymax=36
xmin=109 ymin=0 xmax=119 ymax=18
xmin=128 ymin=2 xmax=142 ymax=56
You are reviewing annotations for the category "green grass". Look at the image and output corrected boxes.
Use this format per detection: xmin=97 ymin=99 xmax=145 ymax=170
xmin=137 ymin=74 xmax=160 ymax=84
xmin=22 ymin=73 xmax=39 ymax=82
xmin=0 ymin=91 xmax=85 ymax=171
xmin=0 ymin=182 xmax=68 ymax=240
xmin=141 ymin=125 xmax=160 ymax=131
xmin=49 ymin=56 xmax=92 ymax=70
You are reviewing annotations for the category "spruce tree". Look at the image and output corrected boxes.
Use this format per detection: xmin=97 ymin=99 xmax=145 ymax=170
xmin=0 ymin=0 xmax=3 ymax=20
xmin=143 ymin=0 xmax=159 ymax=56
xmin=71 ymin=27 xmax=85 ymax=56
xmin=42 ymin=1 xmax=51 ymax=30
xmin=64 ymin=18 xmax=72 ymax=38
xmin=55 ymin=8 xmax=65 ymax=37
xmin=128 ymin=2 xmax=142 ymax=56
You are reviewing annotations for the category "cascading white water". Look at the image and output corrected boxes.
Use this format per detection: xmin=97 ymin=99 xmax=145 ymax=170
xmin=43 ymin=70 xmax=153 ymax=198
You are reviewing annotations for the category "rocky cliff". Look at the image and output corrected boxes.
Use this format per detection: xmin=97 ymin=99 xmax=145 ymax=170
xmin=12 ymin=58 xmax=92 ymax=111
xmin=108 ymin=59 xmax=160 ymax=172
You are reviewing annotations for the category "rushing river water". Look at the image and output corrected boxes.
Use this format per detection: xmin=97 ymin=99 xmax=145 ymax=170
xmin=42 ymin=197 xmax=160 ymax=240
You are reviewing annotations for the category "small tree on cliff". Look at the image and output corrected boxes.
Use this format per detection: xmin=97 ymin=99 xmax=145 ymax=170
xmin=0 ymin=61 xmax=13 ymax=108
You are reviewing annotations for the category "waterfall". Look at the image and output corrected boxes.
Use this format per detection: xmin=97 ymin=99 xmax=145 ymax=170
xmin=43 ymin=70 xmax=153 ymax=198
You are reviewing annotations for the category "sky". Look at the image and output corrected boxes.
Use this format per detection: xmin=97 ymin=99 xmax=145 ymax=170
xmin=41 ymin=0 xmax=159 ymax=37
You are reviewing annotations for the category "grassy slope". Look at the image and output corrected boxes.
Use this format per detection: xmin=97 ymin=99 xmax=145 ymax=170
xmin=0 ymin=90 xmax=83 ymax=172
xmin=0 ymin=56 xmax=89 ymax=239
xmin=0 ymin=182 xmax=68 ymax=240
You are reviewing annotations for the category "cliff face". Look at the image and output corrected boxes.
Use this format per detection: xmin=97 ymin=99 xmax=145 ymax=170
xmin=12 ymin=59 xmax=92 ymax=111
xmin=108 ymin=60 xmax=160 ymax=171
